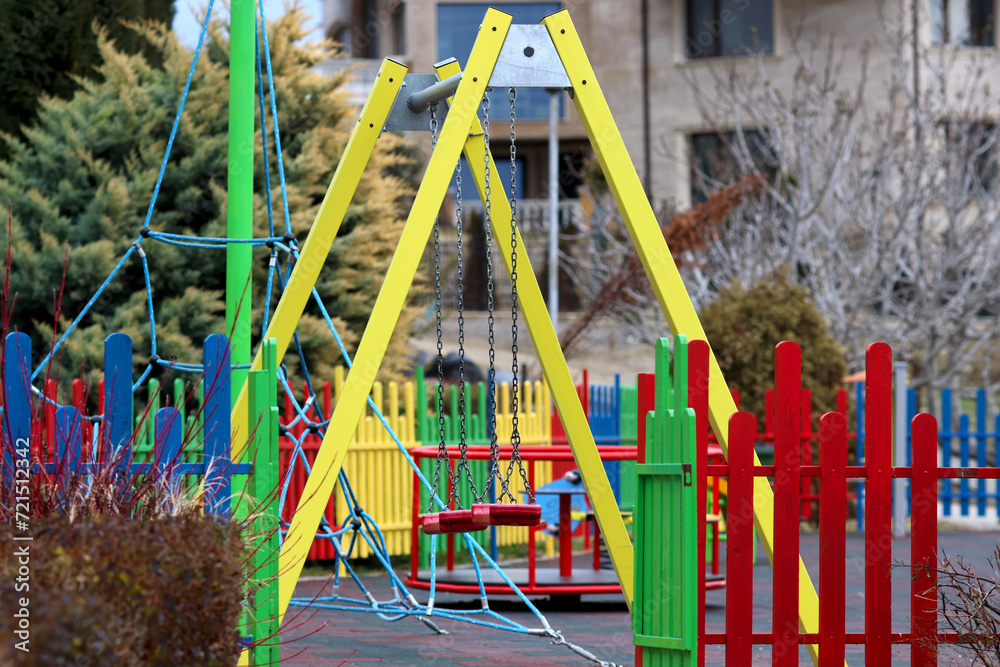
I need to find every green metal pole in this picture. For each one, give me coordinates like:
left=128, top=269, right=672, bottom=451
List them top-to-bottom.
left=227, top=0, right=255, bottom=407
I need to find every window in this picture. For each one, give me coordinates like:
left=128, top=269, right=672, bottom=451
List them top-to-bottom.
left=353, top=0, right=381, bottom=58
left=686, top=0, right=775, bottom=59
left=931, top=0, right=995, bottom=47
left=391, top=2, right=406, bottom=55
left=436, top=3, right=562, bottom=120
left=335, top=25, right=353, bottom=56
left=689, top=129, right=772, bottom=203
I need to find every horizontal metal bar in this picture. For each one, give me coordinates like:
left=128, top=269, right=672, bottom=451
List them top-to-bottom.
left=407, top=73, right=462, bottom=113
left=704, top=464, right=1000, bottom=480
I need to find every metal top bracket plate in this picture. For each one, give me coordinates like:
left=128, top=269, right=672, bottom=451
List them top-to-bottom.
left=489, top=24, right=571, bottom=89
left=382, top=25, right=571, bottom=133
left=384, top=73, right=450, bottom=132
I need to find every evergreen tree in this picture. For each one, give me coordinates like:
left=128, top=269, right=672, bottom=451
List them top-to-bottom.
left=0, top=0, right=176, bottom=159
left=1, top=6, right=422, bottom=401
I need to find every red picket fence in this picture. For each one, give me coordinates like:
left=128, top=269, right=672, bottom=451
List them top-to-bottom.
left=685, top=341, right=1000, bottom=665
left=278, top=381, right=338, bottom=560
left=706, top=385, right=859, bottom=522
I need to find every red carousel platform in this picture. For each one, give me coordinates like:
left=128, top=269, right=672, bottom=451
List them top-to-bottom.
left=405, top=444, right=727, bottom=596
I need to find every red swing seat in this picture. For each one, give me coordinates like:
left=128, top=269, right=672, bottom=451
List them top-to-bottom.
left=471, top=503, right=542, bottom=527
left=419, top=509, right=487, bottom=535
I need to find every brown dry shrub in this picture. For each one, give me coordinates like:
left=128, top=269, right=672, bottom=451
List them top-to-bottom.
left=0, top=514, right=245, bottom=666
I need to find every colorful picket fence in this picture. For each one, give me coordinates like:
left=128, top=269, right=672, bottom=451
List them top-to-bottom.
left=1, top=332, right=280, bottom=666
left=1, top=332, right=246, bottom=515
left=634, top=337, right=1000, bottom=664
left=275, top=353, right=1000, bottom=564
left=274, top=365, right=640, bottom=563
left=275, top=365, right=651, bottom=562
left=277, top=366, right=555, bottom=562
left=277, top=366, right=420, bottom=560
left=413, top=367, right=553, bottom=565
left=551, top=369, right=636, bottom=506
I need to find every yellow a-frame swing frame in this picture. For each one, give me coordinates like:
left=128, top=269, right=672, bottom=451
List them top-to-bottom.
left=231, top=8, right=829, bottom=662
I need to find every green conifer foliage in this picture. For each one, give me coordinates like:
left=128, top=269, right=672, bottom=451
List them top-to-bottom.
left=0, top=0, right=177, bottom=159
left=1, top=7, right=421, bottom=400
left=699, top=269, right=848, bottom=424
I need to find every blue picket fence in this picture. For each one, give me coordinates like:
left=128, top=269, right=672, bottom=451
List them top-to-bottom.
left=1, top=332, right=250, bottom=518
left=589, top=375, right=622, bottom=500
left=854, top=382, right=999, bottom=526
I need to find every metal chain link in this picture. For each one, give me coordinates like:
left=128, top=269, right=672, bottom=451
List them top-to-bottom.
left=501, top=87, right=533, bottom=504
left=477, top=91, right=501, bottom=504
left=428, top=104, right=451, bottom=512
left=450, top=150, right=478, bottom=507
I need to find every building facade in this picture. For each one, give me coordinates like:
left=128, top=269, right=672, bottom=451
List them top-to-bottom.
left=319, top=0, right=1000, bottom=207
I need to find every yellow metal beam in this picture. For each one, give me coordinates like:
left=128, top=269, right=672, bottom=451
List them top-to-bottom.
left=276, top=9, right=513, bottom=625
left=542, top=10, right=826, bottom=664
left=228, top=58, right=407, bottom=463
left=434, top=59, right=634, bottom=609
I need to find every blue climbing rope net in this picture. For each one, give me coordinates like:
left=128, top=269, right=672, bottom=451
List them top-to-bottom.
left=23, top=2, right=619, bottom=665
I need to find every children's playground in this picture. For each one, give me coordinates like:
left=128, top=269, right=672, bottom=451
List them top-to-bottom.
left=5, top=3, right=1000, bottom=667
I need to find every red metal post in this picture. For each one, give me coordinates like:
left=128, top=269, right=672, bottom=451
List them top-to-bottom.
left=773, top=342, right=802, bottom=666
left=864, top=343, right=893, bottom=666
left=43, top=378, right=57, bottom=460
left=72, top=379, right=89, bottom=459
left=323, top=381, right=335, bottom=560
left=836, top=388, right=847, bottom=417
left=726, top=412, right=756, bottom=666
left=819, top=412, right=846, bottom=666
left=910, top=413, right=938, bottom=667
left=411, top=458, right=421, bottom=581
left=446, top=460, right=455, bottom=571
left=529, top=462, right=537, bottom=589
left=712, top=475, right=720, bottom=576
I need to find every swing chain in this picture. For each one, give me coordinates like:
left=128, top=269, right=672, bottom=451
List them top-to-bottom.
left=503, top=87, right=533, bottom=504
left=479, top=91, right=500, bottom=504
left=468, top=92, right=500, bottom=503
left=429, top=103, right=450, bottom=512
left=450, top=145, right=479, bottom=507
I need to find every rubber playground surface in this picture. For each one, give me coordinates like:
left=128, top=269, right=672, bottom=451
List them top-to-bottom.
left=280, top=529, right=999, bottom=666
